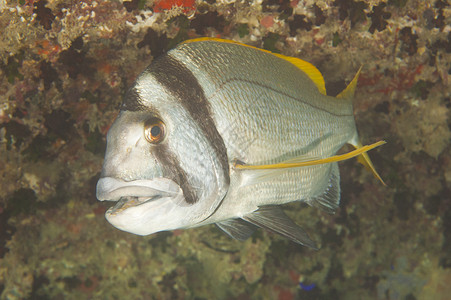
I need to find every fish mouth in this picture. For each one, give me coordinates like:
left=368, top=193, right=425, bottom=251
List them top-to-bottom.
left=96, top=177, right=182, bottom=213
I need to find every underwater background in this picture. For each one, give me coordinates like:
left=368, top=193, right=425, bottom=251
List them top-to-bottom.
left=0, top=0, right=450, bottom=299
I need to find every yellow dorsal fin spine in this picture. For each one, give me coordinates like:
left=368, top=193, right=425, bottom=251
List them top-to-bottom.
left=181, top=37, right=327, bottom=95
left=337, top=66, right=362, bottom=99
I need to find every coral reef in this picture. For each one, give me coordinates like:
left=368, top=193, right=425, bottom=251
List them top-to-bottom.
left=0, top=0, right=450, bottom=299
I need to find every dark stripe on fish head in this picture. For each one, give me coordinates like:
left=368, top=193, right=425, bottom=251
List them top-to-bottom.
left=148, top=55, right=230, bottom=198
left=120, top=77, right=199, bottom=204
left=122, top=87, right=147, bottom=111
left=152, top=144, right=198, bottom=204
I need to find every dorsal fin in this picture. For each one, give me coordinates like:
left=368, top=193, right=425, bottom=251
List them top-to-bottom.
left=181, top=37, right=327, bottom=95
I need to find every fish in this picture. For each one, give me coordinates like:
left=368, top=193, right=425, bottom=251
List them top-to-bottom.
left=96, top=38, right=384, bottom=248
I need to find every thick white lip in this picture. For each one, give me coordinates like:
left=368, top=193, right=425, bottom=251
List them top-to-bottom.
left=96, top=177, right=181, bottom=202
left=96, top=177, right=187, bottom=235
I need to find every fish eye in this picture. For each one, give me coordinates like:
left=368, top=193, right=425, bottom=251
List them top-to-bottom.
left=144, top=118, right=165, bottom=144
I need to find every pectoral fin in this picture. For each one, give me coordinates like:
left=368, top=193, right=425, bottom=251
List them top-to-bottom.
left=242, top=206, right=318, bottom=249
left=216, top=219, right=257, bottom=241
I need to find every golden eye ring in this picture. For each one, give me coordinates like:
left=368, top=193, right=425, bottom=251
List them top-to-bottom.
left=144, top=118, right=165, bottom=144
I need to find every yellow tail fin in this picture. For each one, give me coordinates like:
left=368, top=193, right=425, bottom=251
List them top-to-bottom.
left=337, top=66, right=362, bottom=99
left=339, top=66, right=385, bottom=185
left=353, top=142, right=386, bottom=185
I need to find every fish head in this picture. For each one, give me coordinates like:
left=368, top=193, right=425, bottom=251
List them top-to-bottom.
left=96, top=71, right=229, bottom=236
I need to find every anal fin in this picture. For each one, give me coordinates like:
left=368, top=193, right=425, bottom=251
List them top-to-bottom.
left=307, top=162, right=340, bottom=214
left=242, top=206, right=318, bottom=249
left=216, top=219, right=257, bottom=241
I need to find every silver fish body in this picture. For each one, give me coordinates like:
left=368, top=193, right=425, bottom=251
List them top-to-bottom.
left=96, top=39, right=365, bottom=247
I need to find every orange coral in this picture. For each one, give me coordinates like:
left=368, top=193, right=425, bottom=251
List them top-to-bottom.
left=153, top=0, right=196, bottom=13
left=36, top=40, right=62, bottom=61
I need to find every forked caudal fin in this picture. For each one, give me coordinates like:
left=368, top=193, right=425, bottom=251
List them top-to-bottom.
left=336, top=66, right=361, bottom=100
left=337, top=67, right=386, bottom=186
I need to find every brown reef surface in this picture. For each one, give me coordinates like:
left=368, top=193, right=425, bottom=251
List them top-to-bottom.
left=0, top=0, right=450, bottom=299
